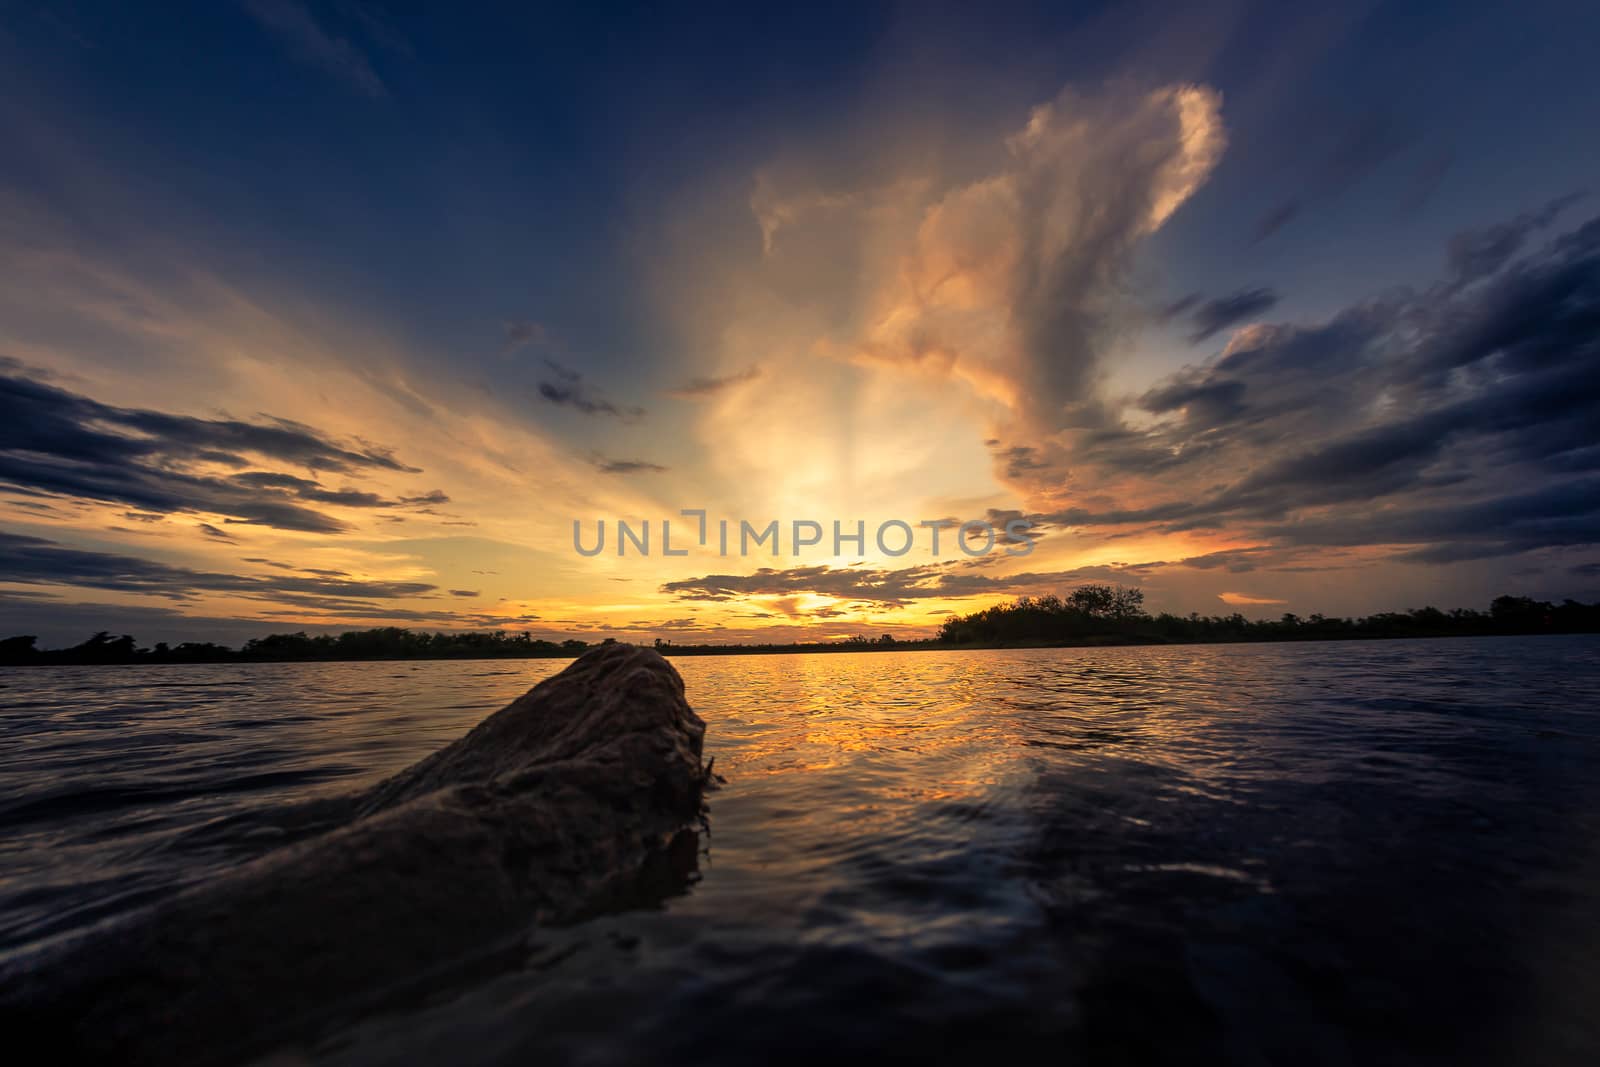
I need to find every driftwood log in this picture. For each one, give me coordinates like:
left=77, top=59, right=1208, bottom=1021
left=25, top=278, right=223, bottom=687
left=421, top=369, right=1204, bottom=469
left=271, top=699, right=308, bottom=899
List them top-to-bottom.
left=0, top=644, right=708, bottom=1064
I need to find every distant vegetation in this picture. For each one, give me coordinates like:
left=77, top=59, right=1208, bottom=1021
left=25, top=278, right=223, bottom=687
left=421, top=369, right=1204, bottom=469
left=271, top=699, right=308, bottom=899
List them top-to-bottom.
left=931, top=587, right=1600, bottom=646
left=1, top=588, right=1597, bottom=666
left=0, top=628, right=590, bottom=666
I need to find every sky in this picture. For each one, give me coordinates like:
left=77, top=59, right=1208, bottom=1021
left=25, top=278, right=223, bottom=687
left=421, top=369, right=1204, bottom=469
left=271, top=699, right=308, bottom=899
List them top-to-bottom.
left=1, top=0, right=1598, bottom=647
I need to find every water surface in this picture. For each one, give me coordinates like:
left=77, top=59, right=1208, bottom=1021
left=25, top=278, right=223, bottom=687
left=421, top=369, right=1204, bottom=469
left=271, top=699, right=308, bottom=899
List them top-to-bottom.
left=3, top=637, right=1599, bottom=1064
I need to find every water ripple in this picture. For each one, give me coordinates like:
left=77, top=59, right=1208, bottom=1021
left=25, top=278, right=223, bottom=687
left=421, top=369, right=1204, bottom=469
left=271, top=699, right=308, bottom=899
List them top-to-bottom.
left=3, top=637, right=1600, bottom=1062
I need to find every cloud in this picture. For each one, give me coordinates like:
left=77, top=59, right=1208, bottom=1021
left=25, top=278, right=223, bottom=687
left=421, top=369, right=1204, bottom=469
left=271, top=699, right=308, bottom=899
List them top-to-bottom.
left=243, top=0, right=387, bottom=97
left=339, top=1, right=412, bottom=57
left=660, top=81, right=1227, bottom=527
left=838, top=83, right=1225, bottom=440
left=1251, top=109, right=1419, bottom=244
left=1401, top=147, right=1454, bottom=214
left=1445, top=191, right=1584, bottom=285
left=1251, top=201, right=1302, bottom=246
left=1002, top=205, right=1600, bottom=569
left=1179, top=287, right=1281, bottom=343
left=1160, top=293, right=1201, bottom=320
left=501, top=319, right=548, bottom=354
left=536, top=360, right=645, bottom=419
left=667, top=366, right=762, bottom=399
left=0, top=368, right=442, bottom=532
left=3, top=370, right=417, bottom=473
left=994, top=444, right=1047, bottom=478
left=594, top=458, right=668, bottom=474
left=984, top=507, right=1046, bottom=544
left=197, top=523, right=237, bottom=544
left=0, top=531, right=437, bottom=601
left=1178, top=547, right=1272, bottom=572
left=661, top=559, right=1149, bottom=609
left=448, top=589, right=478, bottom=598
left=1218, top=592, right=1285, bottom=606
left=0, top=594, right=339, bottom=648
left=650, top=617, right=713, bottom=631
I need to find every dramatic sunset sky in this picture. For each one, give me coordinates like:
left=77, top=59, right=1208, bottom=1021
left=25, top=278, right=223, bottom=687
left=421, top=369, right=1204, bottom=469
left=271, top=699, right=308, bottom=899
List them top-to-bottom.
left=2, top=1, right=1598, bottom=646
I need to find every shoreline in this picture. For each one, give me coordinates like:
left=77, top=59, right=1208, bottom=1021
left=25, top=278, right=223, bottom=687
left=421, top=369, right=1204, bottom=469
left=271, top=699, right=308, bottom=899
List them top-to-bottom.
left=2, top=628, right=1597, bottom=668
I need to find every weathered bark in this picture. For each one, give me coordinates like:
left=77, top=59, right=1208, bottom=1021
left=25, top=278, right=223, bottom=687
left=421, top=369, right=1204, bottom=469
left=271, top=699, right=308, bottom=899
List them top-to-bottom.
left=0, top=644, right=708, bottom=1064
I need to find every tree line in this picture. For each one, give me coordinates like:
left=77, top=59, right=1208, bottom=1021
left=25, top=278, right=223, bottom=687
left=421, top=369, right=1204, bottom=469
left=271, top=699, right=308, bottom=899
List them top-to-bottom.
left=933, top=587, right=1600, bottom=646
left=0, top=588, right=1597, bottom=666
left=0, top=627, right=591, bottom=666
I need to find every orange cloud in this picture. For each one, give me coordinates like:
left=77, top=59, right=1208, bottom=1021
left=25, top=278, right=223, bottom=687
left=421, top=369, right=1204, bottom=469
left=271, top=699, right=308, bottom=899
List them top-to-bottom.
left=1218, top=592, right=1287, bottom=606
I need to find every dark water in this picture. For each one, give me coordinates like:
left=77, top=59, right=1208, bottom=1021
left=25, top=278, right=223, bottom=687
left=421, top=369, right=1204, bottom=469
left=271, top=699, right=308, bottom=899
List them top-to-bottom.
left=3, top=637, right=1600, bottom=1064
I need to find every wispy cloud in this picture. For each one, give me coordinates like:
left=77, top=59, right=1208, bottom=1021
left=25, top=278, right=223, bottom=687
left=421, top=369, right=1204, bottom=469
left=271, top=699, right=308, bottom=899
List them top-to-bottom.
left=243, top=0, right=387, bottom=98
left=818, top=83, right=1226, bottom=441
left=1251, top=109, right=1419, bottom=244
left=1445, top=190, right=1584, bottom=284
left=1174, top=287, right=1281, bottom=343
left=501, top=319, right=548, bottom=355
left=536, top=360, right=645, bottom=419
left=667, top=366, right=762, bottom=399
left=0, top=368, right=443, bottom=532
left=594, top=457, right=667, bottom=474
left=197, top=522, right=237, bottom=544
left=0, top=531, right=437, bottom=601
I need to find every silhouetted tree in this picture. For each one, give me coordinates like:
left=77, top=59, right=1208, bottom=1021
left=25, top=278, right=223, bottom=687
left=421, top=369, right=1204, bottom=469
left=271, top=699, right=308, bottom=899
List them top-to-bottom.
left=2, top=592, right=1597, bottom=664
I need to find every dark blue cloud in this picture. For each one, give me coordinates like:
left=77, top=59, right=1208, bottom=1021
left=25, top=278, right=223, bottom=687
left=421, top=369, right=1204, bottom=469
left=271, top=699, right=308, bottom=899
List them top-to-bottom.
left=1251, top=110, right=1420, bottom=245
left=1446, top=192, right=1585, bottom=284
left=1018, top=207, right=1600, bottom=566
left=1175, top=287, right=1281, bottom=343
left=536, top=361, right=645, bottom=420
left=0, top=367, right=444, bottom=532
left=0, top=532, right=437, bottom=600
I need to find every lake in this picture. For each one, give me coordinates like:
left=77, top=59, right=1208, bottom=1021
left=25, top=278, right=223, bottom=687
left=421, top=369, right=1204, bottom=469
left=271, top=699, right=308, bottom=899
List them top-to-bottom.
left=3, top=636, right=1600, bottom=1064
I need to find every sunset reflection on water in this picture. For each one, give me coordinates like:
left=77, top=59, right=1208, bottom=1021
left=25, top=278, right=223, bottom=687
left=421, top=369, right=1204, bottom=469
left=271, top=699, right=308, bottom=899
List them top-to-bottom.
left=3, top=637, right=1600, bottom=1063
